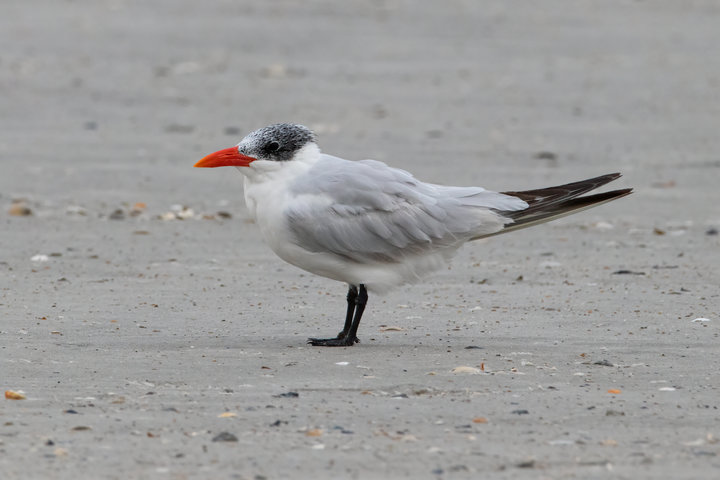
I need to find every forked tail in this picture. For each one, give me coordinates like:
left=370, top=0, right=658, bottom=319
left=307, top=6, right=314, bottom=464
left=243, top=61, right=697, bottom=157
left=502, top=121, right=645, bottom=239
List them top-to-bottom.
left=473, top=173, right=632, bottom=239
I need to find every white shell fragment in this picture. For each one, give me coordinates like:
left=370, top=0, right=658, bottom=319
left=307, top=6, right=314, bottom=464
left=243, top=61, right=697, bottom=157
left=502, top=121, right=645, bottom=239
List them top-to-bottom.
left=451, top=366, right=481, bottom=374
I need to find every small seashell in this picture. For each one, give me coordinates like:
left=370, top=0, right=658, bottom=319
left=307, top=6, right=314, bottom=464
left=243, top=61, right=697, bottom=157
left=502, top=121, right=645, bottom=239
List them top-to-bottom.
left=451, top=366, right=481, bottom=374
left=5, top=390, right=26, bottom=400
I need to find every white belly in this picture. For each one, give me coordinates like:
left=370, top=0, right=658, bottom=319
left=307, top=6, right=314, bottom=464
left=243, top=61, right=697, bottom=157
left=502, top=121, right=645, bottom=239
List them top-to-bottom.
left=245, top=177, right=353, bottom=282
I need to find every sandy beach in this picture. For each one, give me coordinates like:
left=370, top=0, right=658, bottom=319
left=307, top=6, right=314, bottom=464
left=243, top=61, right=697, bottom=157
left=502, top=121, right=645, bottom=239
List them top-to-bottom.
left=2, top=1, right=719, bottom=478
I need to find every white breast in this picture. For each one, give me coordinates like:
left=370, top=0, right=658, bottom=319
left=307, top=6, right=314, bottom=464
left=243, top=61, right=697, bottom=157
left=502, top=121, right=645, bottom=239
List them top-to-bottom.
left=241, top=144, right=335, bottom=271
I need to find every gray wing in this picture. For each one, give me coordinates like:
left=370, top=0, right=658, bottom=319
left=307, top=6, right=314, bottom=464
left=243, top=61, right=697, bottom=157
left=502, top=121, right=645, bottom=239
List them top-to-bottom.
left=285, top=155, right=527, bottom=263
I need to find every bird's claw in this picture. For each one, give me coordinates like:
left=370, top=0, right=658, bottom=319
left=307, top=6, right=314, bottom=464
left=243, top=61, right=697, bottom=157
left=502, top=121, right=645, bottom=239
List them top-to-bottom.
left=307, top=335, right=360, bottom=347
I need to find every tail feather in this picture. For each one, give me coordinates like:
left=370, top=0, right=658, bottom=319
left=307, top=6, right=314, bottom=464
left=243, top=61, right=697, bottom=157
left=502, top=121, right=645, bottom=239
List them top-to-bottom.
left=473, top=173, right=632, bottom=240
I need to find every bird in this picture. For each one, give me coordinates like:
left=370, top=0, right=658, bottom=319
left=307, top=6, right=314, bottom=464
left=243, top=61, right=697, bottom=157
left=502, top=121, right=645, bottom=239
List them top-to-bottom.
left=195, top=123, right=632, bottom=347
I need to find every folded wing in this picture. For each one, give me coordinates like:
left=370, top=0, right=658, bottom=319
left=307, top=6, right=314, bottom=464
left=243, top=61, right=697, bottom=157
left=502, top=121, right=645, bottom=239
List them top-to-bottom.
left=286, top=156, right=526, bottom=263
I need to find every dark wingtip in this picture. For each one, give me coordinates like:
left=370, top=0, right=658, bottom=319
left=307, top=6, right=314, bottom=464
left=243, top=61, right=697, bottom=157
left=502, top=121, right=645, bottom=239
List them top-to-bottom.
left=501, top=172, right=628, bottom=205
left=573, top=187, right=633, bottom=205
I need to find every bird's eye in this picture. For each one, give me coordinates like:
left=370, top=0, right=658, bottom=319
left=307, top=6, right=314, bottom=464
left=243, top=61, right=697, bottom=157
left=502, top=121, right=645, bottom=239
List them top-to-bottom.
left=266, top=141, right=280, bottom=153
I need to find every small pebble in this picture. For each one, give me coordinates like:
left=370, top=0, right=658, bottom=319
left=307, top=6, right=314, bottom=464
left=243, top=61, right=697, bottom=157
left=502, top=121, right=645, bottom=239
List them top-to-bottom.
left=534, top=151, right=557, bottom=160
left=8, top=203, right=32, bottom=216
left=612, top=270, right=645, bottom=275
left=273, top=392, right=299, bottom=398
left=332, top=426, right=354, bottom=434
left=212, top=432, right=238, bottom=442
left=449, top=465, right=469, bottom=472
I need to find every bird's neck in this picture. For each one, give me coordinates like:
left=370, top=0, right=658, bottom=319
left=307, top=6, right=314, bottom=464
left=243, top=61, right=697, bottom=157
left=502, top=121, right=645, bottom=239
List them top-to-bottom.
left=241, top=143, right=321, bottom=225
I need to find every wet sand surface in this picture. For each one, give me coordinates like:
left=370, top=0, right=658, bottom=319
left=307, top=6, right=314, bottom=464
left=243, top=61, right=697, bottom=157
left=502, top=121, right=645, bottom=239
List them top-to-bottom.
left=2, top=1, right=719, bottom=478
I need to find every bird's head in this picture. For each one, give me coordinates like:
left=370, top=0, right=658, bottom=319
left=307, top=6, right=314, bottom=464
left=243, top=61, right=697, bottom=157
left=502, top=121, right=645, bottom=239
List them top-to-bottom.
left=194, top=123, right=317, bottom=170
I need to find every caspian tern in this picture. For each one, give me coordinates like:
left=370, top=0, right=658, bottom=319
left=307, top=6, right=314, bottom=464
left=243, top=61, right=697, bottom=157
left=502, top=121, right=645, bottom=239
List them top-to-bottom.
left=195, top=123, right=631, bottom=347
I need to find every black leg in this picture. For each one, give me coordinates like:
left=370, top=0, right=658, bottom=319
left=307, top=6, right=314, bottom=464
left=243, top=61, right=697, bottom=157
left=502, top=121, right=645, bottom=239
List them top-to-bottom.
left=308, top=284, right=367, bottom=347
left=345, top=284, right=367, bottom=342
left=339, top=285, right=358, bottom=338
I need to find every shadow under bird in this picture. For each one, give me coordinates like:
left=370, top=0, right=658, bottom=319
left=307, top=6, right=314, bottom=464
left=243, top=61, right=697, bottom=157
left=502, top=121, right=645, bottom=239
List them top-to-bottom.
left=195, top=123, right=632, bottom=347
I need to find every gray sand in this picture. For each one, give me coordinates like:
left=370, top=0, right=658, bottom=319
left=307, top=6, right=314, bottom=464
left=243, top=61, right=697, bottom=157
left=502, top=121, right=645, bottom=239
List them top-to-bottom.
left=2, top=1, right=719, bottom=478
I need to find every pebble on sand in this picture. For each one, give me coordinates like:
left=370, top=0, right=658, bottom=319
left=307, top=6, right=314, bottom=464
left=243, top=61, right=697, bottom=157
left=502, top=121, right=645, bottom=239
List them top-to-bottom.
left=8, top=202, right=32, bottom=216
left=212, top=432, right=238, bottom=442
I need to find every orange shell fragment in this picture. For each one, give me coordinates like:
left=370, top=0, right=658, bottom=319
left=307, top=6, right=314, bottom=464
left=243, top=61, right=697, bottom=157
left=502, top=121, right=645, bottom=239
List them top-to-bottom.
left=5, top=390, right=26, bottom=400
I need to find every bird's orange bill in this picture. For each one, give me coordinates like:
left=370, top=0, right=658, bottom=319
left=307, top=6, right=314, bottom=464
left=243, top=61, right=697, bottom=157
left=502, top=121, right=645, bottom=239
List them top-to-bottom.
left=194, top=147, right=256, bottom=168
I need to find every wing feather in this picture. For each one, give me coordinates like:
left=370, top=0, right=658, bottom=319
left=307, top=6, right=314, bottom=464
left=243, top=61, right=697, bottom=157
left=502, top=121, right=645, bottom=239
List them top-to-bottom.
left=286, top=155, right=524, bottom=263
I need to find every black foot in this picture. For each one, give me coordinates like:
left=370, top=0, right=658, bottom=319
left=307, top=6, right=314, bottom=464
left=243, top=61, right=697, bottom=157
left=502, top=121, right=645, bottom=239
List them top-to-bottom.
left=308, top=284, right=367, bottom=347
left=307, top=335, right=360, bottom=347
